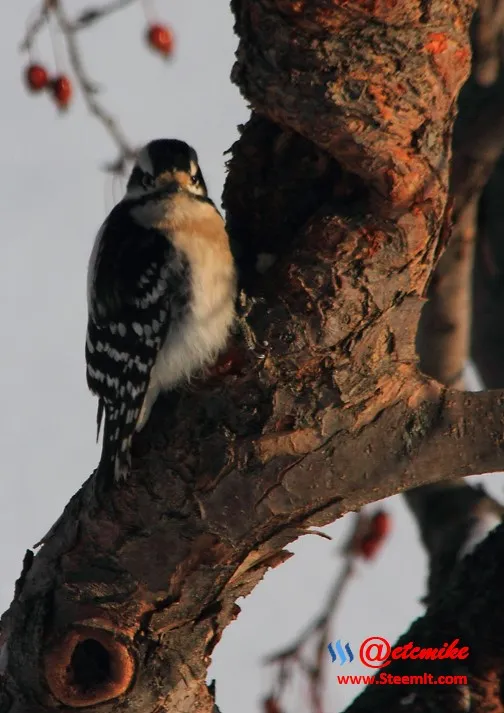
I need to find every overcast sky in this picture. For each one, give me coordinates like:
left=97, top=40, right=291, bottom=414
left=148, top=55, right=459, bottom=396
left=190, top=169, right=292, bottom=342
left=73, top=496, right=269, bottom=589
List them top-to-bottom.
left=1, top=3, right=502, bottom=711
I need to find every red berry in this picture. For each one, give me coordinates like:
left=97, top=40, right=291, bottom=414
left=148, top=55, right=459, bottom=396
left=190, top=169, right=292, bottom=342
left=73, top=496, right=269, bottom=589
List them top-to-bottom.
left=147, top=24, right=174, bottom=56
left=25, top=64, right=49, bottom=92
left=51, top=75, right=72, bottom=109
left=211, top=346, right=247, bottom=376
left=370, top=511, right=391, bottom=539
left=359, top=534, right=381, bottom=560
left=263, top=697, right=283, bottom=713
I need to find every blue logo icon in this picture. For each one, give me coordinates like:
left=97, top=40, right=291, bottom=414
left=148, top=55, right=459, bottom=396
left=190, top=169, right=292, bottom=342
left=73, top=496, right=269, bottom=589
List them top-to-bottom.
left=328, top=640, right=354, bottom=665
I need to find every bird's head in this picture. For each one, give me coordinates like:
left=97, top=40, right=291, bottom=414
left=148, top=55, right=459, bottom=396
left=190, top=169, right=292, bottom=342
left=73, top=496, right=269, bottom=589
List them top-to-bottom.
left=126, top=139, right=208, bottom=198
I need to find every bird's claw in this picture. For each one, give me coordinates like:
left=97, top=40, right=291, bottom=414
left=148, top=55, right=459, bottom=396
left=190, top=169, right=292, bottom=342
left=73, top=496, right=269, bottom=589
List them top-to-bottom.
left=236, top=290, right=267, bottom=357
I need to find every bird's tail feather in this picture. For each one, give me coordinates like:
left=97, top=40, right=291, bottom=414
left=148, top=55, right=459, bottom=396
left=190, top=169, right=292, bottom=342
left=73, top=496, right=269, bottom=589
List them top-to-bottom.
left=96, top=398, right=105, bottom=442
left=96, top=401, right=142, bottom=483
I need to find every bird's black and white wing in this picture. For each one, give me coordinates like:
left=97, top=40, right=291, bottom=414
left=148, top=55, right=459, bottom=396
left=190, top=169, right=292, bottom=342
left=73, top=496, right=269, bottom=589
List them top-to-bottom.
left=86, top=198, right=189, bottom=481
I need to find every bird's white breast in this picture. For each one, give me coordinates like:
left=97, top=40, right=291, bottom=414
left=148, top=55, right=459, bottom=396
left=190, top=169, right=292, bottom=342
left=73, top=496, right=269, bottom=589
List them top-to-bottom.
left=139, top=192, right=237, bottom=391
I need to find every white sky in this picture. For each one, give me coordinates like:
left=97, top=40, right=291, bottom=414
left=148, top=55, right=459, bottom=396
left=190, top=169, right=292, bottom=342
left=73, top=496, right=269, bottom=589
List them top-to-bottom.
left=1, top=3, right=502, bottom=712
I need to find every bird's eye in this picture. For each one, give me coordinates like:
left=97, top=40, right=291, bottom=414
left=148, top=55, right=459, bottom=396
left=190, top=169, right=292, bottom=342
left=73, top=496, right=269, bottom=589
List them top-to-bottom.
left=190, top=174, right=199, bottom=185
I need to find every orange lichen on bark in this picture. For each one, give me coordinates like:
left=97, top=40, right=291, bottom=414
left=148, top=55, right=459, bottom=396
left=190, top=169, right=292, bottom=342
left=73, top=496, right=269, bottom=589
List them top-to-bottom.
left=425, top=32, right=449, bottom=54
left=454, top=47, right=470, bottom=63
left=366, top=83, right=396, bottom=124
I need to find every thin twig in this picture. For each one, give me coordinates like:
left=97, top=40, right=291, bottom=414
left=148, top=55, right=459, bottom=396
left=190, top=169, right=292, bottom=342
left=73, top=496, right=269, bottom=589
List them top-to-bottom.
left=21, top=0, right=139, bottom=174
left=69, top=0, right=139, bottom=31
left=20, top=1, right=51, bottom=52
left=53, top=1, right=138, bottom=172
left=263, top=510, right=392, bottom=712
left=263, top=515, right=365, bottom=713
left=266, top=557, right=355, bottom=711
left=266, top=559, right=355, bottom=666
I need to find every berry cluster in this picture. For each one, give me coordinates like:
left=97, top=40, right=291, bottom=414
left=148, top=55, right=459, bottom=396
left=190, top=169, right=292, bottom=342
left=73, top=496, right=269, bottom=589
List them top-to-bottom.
left=23, top=22, right=174, bottom=111
left=24, top=64, right=72, bottom=110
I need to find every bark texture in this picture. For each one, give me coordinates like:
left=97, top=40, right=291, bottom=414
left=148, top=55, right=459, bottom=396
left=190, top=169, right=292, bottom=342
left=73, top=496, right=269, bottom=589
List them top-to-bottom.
left=4, top=2, right=504, bottom=713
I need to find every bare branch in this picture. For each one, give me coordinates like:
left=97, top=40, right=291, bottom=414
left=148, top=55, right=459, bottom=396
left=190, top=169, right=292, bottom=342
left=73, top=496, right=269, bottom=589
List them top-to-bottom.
left=51, top=0, right=137, bottom=172
left=69, top=0, right=139, bottom=31
left=19, top=1, right=51, bottom=52
left=20, top=1, right=143, bottom=173
left=4, top=372, right=504, bottom=710
left=264, top=511, right=391, bottom=712
left=264, top=541, right=356, bottom=707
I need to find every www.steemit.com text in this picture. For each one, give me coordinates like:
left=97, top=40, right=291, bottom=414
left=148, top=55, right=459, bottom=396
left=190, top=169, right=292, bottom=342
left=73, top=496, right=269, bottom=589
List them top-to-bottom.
left=337, top=673, right=468, bottom=685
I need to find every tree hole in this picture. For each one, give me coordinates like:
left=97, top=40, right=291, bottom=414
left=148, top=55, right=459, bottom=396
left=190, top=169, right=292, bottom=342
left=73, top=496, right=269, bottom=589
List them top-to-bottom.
left=69, top=638, right=111, bottom=690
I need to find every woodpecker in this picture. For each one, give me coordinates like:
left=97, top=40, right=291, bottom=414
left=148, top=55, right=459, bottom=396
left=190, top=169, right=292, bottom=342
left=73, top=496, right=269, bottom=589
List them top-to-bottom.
left=86, top=139, right=237, bottom=481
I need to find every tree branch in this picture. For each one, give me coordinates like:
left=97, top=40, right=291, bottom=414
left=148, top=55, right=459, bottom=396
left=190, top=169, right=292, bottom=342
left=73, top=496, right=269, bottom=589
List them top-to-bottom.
left=52, top=0, right=137, bottom=172
left=20, top=1, right=140, bottom=174
left=2, top=383, right=504, bottom=711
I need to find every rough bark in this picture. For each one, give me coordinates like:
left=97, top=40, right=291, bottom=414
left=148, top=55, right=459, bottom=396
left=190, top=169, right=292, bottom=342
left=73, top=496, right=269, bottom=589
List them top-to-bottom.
left=4, top=2, right=503, bottom=713
left=3, top=386, right=504, bottom=713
